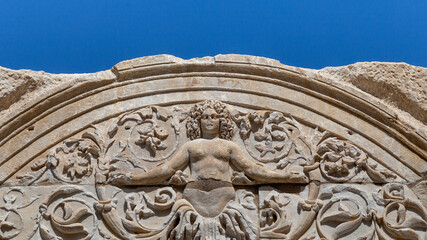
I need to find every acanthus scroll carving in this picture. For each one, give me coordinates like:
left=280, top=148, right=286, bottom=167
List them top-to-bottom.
left=8, top=100, right=422, bottom=240
left=100, top=100, right=308, bottom=239
left=315, top=184, right=427, bottom=240
left=26, top=186, right=98, bottom=240
left=121, top=187, right=177, bottom=234
left=0, top=188, right=39, bottom=240
left=259, top=190, right=292, bottom=238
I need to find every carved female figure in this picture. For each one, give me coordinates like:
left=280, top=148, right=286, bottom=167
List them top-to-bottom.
left=108, top=100, right=307, bottom=239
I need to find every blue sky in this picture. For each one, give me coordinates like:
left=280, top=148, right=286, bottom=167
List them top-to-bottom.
left=0, top=1, right=425, bottom=73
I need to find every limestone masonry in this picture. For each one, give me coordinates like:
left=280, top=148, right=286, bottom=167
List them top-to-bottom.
left=0, top=55, right=425, bottom=239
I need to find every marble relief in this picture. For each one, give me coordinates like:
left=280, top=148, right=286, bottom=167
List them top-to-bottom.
left=0, top=55, right=426, bottom=239
left=5, top=100, right=422, bottom=240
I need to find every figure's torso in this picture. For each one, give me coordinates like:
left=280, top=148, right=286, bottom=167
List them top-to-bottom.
left=187, top=138, right=233, bottom=182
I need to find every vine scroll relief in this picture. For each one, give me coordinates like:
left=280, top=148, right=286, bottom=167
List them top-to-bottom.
left=3, top=100, right=425, bottom=240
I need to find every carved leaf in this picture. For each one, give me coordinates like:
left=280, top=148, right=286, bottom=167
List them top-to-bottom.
left=155, top=107, right=170, bottom=121
left=138, top=108, right=153, bottom=119
left=267, top=112, right=285, bottom=124
left=119, top=113, right=141, bottom=125
left=238, top=120, right=251, bottom=139
left=107, top=122, right=118, bottom=138
left=138, top=125, right=152, bottom=135
left=82, top=130, right=102, bottom=149
left=270, top=130, right=287, bottom=141
left=254, top=132, right=268, bottom=141
left=273, top=142, right=285, bottom=151
left=255, top=143, right=275, bottom=157
left=325, top=152, right=341, bottom=162
left=46, top=154, right=59, bottom=168
left=31, top=158, right=47, bottom=171
left=276, top=159, right=289, bottom=169
left=362, top=160, right=397, bottom=183
left=16, top=170, right=44, bottom=184
left=338, top=201, right=350, bottom=212
left=62, top=202, right=72, bottom=220
left=51, top=203, right=91, bottom=236
left=58, top=203, right=91, bottom=225
left=396, top=204, right=406, bottom=225
left=140, top=207, right=155, bottom=217
left=321, top=211, right=359, bottom=223
left=332, top=216, right=362, bottom=240
left=399, top=216, right=427, bottom=229
left=121, top=218, right=152, bottom=234
left=51, top=221, right=89, bottom=236
left=40, top=226, right=62, bottom=240
left=386, top=227, right=424, bottom=240
left=98, top=228, right=112, bottom=239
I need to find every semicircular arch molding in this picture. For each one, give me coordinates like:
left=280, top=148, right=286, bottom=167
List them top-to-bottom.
left=1, top=55, right=425, bottom=185
left=1, top=55, right=427, bottom=240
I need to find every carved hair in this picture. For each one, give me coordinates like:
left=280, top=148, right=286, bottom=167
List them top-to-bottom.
left=186, top=100, right=234, bottom=140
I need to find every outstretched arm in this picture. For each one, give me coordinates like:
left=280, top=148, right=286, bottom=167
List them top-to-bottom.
left=230, top=144, right=308, bottom=183
left=108, top=146, right=189, bottom=185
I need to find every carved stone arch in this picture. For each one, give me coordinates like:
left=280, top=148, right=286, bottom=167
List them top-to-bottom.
left=0, top=54, right=426, bottom=239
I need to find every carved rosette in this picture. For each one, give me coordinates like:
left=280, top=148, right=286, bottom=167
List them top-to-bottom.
left=108, top=106, right=181, bottom=162
left=232, top=111, right=297, bottom=163
left=17, top=137, right=100, bottom=185
left=311, top=138, right=396, bottom=183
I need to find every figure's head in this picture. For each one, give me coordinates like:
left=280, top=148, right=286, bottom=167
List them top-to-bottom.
left=186, top=100, right=234, bottom=140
